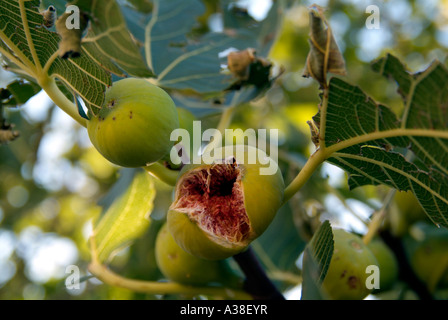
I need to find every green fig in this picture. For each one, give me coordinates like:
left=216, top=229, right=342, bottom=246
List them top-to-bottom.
left=87, top=78, right=179, bottom=168
left=167, top=145, right=284, bottom=260
left=390, top=191, right=427, bottom=236
left=155, top=223, right=242, bottom=287
left=321, top=229, right=378, bottom=300
left=408, top=230, right=448, bottom=292
left=367, top=238, right=399, bottom=292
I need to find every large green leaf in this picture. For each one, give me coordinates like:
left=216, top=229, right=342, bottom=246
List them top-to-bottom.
left=0, top=0, right=111, bottom=115
left=40, top=0, right=153, bottom=78
left=74, top=0, right=155, bottom=78
left=121, top=0, right=284, bottom=109
left=312, top=54, right=448, bottom=228
left=93, top=169, right=156, bottom=263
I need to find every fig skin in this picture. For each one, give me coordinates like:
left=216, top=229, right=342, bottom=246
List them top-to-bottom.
left=87, top=78, right=179, bottom=168
left=167, top=145, right=284, bottom=260
left=390, top=191, right=427, bottom=236
left=155, top=223, right=242, bottom=287
left=321, top=229, right=378, bottom=300
left=409, top=233, right=448, bottom=291
left=367, top=238, right=398, bottom=292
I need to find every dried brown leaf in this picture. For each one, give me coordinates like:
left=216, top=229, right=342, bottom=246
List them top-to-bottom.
left=302, top=5, right=346, bottom=87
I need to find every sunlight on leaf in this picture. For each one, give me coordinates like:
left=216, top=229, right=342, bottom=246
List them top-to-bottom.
left=0, top=0, right=111, bottom=116
left=93, top=169, right=156, bottom=263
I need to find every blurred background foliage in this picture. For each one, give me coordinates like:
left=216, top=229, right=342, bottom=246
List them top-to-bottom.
left=0, top=0, right=448, bottom=300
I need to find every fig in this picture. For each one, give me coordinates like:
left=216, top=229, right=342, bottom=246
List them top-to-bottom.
left=87, top=78, right=179, bottom=167
left=167, top=145, right=284, bottom=260
left=390, top=191, right=427, bottom=236
left=394, top=191, right=425, bottom=222
left=155, top=223, right=242, bottom=287
left=321, top=229, right=378, bottom=300
left=409, top=231, right=448, bottom=291
left=367, top=238, right=398, bottom=292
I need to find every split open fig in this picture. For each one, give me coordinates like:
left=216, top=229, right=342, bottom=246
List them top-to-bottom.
left=167, top=145, right=284, bottom=260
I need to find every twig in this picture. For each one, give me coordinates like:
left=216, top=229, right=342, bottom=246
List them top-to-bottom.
left=362, top=188, right=397, bottom=245
left=87, top=236, right=251, bottom=299
left=233, top=247, right=285, bottom=300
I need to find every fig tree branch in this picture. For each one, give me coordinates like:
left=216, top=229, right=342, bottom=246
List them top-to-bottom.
left=282, top=147, right=327, bottom=205
left=233, top=247, right=286, bottom=300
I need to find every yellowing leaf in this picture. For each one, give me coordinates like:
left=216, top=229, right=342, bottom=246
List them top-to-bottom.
left=93, top=169, right=155, bottom=263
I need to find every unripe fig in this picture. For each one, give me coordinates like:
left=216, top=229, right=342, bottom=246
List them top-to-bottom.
left=87, top=78, right=179, bottom=167
left=167, top=145, right=284, bottom=260
left=390, top=191, right=427, bottom=236
left=394, top=191, right=425, bottom=223
left=155, top=223, right=242, bottom=286
left=321, top=229, right=378, bottom=300
left=409, top=232, right=448, bottom=291
left=367, top=238, right=398, bottom=292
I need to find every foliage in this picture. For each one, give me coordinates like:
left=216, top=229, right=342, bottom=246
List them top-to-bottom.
left=1, top=0, right=448, bottom=300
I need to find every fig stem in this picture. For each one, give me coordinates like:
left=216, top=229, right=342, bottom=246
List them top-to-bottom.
left=38, top=76, right=88, bottom=128
left=283, top=148, right=326, bottom=205
left=144, top=161, right=179, bottom=186
left=87, top=236, right=251, bottom=299
left=233, top=247, right=286, bottom=300
left=87, top=262, right=252, bottom=299
left=89, top=263, right=251, bottom=300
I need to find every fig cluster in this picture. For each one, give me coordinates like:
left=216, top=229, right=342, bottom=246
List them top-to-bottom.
left=87, top=79, right=286, bottom=281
